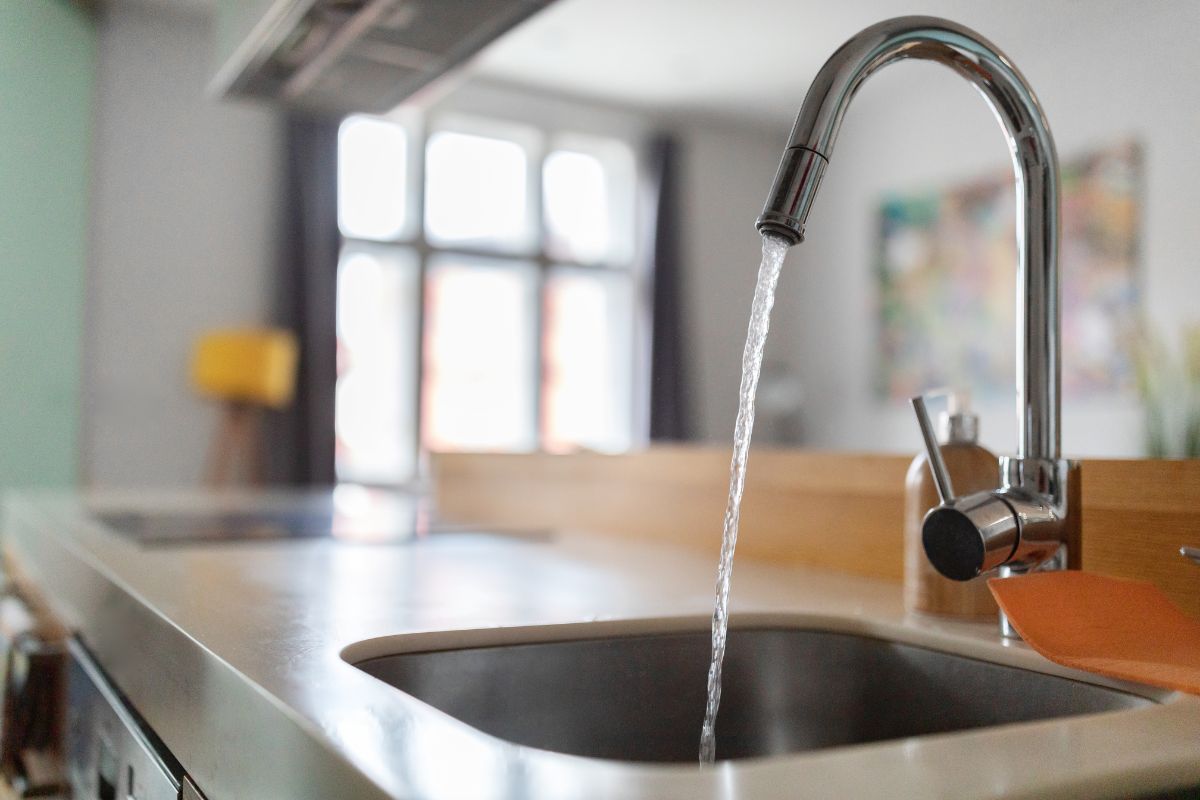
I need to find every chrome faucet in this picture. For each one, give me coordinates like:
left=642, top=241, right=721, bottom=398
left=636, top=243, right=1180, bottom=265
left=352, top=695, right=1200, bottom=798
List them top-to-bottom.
left=756, top=16, right=1077, bottom=635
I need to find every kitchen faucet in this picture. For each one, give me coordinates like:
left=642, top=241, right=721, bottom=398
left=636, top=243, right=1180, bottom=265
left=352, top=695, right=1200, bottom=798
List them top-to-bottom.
left=756, top=16, right=1077, bottom=636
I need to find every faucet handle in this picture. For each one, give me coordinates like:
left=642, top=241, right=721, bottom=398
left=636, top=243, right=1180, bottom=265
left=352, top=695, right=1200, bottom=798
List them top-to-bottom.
left=910, top=395, right=955, bottom=504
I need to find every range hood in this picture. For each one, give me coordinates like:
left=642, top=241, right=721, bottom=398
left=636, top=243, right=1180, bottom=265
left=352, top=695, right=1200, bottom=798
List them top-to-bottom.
left=210, top=0, right=553, bottom=115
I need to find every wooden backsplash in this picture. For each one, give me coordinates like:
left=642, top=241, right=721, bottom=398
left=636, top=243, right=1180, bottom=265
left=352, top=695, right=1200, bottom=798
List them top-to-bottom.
left=433, top=448, right=1200, bottom=618
left=1081, top=459, right=1200, bottom=620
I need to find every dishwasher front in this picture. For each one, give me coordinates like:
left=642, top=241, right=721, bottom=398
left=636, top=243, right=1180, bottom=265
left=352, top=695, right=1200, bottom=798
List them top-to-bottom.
left=66, top=638, right=191, bottom=800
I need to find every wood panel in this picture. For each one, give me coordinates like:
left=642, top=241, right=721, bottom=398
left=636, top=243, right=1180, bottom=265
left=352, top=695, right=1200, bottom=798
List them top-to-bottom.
left=434, top=447, right=911, bottom=580
left=436, top=449, right=1200, bottom=617
left=1081, top=459, right=1200, bottom=619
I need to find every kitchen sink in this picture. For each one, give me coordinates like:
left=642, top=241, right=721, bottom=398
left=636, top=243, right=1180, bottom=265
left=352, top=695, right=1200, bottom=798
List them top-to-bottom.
left=349, top=627, right=1151, bottom=763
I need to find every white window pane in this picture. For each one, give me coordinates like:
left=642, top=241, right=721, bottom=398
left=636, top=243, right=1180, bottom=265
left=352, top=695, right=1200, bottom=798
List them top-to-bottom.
left=338, top=116, right=409, bottom=241
left=424, top=131, right=532, bottom=252
left=544, top=137, right=636, bottom=265
left=544, top=151, right=609, bottom=263
left=335, top=244, right=419, bottom=483
left=423, top=255, right=537, bottom=451
left=543, top=268, right=634, bottom=453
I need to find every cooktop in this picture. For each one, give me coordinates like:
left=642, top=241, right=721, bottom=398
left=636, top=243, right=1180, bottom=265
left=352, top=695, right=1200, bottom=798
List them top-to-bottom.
left=92, top=487, right=546, bottom=546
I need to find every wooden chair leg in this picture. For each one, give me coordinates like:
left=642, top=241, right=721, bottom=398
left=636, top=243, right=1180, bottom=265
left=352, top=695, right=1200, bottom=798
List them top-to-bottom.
left=206, top=403, right=269, bottom=487
left=206, top=403, right=250, bottom=487
left=206, top=404, right=234, bottom=487
left=240, top=407, right=266, bottom=487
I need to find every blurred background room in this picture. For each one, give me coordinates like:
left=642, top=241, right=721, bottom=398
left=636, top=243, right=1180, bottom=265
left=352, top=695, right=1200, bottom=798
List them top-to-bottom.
left=3, top=0, right=1199, bottom=494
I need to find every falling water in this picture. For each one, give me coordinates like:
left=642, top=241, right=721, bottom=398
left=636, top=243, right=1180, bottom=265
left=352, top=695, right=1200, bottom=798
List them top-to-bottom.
left=699, top=233, right=790, bottom=765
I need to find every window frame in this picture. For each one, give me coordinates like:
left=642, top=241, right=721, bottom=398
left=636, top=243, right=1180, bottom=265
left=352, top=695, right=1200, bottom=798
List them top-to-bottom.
left=336, top=109, right=650, bottom=485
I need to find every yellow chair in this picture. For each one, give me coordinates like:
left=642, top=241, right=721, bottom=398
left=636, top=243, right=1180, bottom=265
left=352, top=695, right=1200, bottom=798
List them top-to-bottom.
left=191, top=329, right=299, bottom=486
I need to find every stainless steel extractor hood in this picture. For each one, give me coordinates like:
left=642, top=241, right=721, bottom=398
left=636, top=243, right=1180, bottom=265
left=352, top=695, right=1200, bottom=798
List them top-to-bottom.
left=210, top=0, right=554, bottom=115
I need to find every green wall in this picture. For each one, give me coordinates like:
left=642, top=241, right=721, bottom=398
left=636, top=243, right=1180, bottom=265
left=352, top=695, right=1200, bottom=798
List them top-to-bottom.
left=0, top=2, right=95, bottom=487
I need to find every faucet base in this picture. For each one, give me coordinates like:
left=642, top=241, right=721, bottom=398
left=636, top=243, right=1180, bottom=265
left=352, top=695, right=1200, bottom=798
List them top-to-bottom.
left=995, top=542, right=1068, bottom=639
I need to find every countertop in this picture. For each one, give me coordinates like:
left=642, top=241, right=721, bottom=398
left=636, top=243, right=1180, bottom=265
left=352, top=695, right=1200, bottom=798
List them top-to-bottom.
left=3, top=488, right=1200, bottom=800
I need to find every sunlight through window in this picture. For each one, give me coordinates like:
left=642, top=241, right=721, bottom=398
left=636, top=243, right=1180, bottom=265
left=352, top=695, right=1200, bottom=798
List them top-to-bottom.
left=335, top=112, right=642, bottom=483
left=338, top=116, right=409, bottom=241
left=425, top=131, right=532, bottom=251
left=544, top=150, right=610, bottom=263
left=335, top=246, right=419, bottom=483
left=422, top=256, right=538, bottom=452
left=543, top=268, right=634, bottom=453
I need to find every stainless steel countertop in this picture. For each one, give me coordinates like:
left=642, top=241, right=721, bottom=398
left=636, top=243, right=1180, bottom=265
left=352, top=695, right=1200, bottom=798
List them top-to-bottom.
left=4, top=488, right=1199, bottom=800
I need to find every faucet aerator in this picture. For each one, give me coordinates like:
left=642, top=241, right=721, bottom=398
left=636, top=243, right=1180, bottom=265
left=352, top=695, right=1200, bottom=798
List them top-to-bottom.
left=758, top=146, right=828, bottom=247
left=754, top=214, right=804, bottom=246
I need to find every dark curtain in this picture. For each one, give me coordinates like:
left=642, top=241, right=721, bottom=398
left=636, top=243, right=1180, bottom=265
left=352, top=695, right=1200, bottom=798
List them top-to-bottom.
left=266, top=113, right=341, bottom=485
left=647, top=134, right=690, bottom=441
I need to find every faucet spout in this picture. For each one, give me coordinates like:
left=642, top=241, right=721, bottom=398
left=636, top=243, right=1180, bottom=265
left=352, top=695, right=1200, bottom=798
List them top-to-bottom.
left=757, top=15, right=1061, bottom=463
left=759, top=18, right=1076, bottom=629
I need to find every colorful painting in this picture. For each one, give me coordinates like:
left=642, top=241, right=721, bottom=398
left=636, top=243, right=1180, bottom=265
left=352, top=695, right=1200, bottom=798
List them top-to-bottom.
left=876, top=141, right=1141, bottom=400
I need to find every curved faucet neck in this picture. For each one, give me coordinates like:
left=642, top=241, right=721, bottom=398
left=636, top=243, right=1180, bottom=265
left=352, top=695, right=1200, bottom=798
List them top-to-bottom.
left=757, top=16, right=1061, bottom=462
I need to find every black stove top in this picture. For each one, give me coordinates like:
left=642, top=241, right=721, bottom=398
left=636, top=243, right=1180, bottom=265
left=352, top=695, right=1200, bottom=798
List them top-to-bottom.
left=93, top=489, right=546, bottom=546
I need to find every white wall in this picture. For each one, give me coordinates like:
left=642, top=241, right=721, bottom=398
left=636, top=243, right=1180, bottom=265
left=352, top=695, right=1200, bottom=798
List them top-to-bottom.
left=84, top=2, right=282, bottom=487
left=695, top=5, right=1200, bottom=458
left=672, top=119, right=799, bottom=443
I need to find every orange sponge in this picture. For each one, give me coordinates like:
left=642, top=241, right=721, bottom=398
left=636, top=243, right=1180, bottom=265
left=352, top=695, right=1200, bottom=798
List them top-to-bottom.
left=989, top=571, right=1200, bottom=695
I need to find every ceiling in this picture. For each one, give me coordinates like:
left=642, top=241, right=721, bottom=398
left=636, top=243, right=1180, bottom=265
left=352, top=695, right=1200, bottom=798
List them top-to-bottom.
left=468, top=0, right=1129, bottom=123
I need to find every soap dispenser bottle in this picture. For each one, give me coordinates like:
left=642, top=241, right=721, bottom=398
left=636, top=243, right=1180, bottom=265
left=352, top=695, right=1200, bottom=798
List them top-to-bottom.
left=903, top=391, right=999, bottom=618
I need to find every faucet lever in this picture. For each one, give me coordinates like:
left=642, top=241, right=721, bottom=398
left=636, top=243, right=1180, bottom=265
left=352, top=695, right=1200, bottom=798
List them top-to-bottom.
left=910, top=395, right=955, bottom=504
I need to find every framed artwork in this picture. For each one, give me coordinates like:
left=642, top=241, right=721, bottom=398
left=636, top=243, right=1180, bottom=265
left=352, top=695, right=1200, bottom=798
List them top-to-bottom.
left=876, top=141, right=1141, bottom=401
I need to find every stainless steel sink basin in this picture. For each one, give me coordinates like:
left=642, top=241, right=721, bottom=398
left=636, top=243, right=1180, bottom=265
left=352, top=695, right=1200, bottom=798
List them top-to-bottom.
left=350, top=627, right=1151, bottom=763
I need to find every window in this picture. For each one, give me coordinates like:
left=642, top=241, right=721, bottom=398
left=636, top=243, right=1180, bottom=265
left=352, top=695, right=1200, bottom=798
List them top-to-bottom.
left=335, top=112, right=643, bottom=484
left=422, top=254, right=539, bottom=452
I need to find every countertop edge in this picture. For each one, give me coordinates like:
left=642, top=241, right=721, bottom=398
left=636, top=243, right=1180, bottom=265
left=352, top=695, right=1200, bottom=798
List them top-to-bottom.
left=1, top=494, right=396, bottom=800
